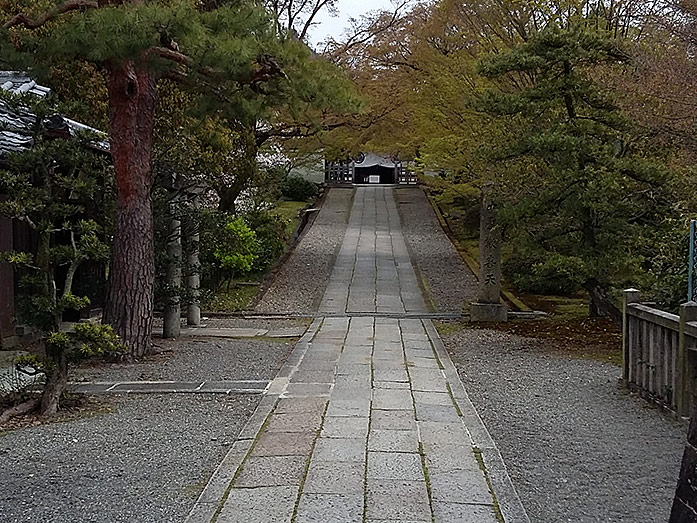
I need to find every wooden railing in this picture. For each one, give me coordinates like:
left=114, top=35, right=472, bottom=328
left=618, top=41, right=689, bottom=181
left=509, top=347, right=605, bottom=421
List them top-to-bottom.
left=325, top=161, right=353, bottom=184
left=398, top=166, right=417, bottom=184
left=622, top=289, right=697, bottom=416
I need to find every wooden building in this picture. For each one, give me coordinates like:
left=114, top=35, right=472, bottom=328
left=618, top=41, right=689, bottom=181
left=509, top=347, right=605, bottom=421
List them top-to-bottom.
left=0, top=72, right=108, bottom=347
left=325, top=152, right=417, bottom=185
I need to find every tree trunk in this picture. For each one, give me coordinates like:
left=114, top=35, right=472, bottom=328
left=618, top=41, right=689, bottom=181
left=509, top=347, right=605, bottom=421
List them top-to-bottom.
left=103, top=61, right=157, bottom=359
left=584, top=279, right=622, bottom=325
left=39, top=343, right=68, bottom=418
left=0, top=398, right=40, bottom=425
left=670, top=411, right=697, bottom=522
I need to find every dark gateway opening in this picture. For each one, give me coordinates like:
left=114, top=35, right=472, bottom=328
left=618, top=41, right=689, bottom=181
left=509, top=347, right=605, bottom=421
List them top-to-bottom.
left=354, top=165, right=396, bottom=184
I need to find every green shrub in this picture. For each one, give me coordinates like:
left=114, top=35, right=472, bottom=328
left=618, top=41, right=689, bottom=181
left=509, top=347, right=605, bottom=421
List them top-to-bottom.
left=281, top=175, right=318, bottom=202
left=245, top=209, right=288, bottom=272
left=214, top=217, right=259, bottom=282
left=505, top=251, right=588, bottom=296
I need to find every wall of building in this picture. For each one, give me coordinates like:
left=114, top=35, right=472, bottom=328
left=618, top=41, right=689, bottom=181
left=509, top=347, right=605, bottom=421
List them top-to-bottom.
left=0, top=215, right=14, bottom=342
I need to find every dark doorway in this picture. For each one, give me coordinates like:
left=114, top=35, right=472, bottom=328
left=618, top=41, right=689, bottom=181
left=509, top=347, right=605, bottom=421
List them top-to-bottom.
left=354, top=165, right=395, bottom=184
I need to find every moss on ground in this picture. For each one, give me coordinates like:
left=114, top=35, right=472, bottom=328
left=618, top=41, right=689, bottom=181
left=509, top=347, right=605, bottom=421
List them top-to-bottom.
left=202, top=285, right=259, bottom=312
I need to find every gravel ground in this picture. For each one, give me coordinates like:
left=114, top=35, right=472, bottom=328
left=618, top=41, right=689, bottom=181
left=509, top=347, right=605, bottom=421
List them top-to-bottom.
left=395, top=187, right=478, bottom=312
left=256, top=188, right=354, bottom=314
left=440, top=324, right=686, bottom=523
left=0, top=333, right=297, bottom=522
left=72, top=336, right=295, bottom=383
left=0, top=394, right=258, bottom=523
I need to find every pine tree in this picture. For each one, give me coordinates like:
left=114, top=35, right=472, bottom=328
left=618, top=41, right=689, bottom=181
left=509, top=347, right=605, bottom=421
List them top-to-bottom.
left=0, top=0, right=354, bottom=357
left=478, top=23, right=675, bottom=319
left=0, top=92, right=123, bottom=420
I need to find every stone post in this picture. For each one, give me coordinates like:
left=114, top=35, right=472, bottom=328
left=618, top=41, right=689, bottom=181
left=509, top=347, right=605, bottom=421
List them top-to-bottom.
left=470, top=182, right=508, bottom=322
left=163, top=187, right=182, bottom=339
left=186, top=195, right=201, bottom=327
left=621, top=289, right=640, bottom=384
left=677, top=301, right=697, bottom=417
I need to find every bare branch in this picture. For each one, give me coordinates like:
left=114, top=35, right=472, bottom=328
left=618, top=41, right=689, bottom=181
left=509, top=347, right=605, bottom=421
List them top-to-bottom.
left=4, top=0, right=98, bottom=30
left=299, top=0, right=332, bottom=40
left=324, top=1, right=408, bottom=62
left=148, top=46, right=193, bottom=67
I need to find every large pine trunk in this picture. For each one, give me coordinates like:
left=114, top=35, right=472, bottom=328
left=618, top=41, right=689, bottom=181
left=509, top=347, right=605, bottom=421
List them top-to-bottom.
left=103, top=61, right=157, bottom=358
left=584, top=279, right=622, bottom=325
left=670, top=413, right=697, bottom=522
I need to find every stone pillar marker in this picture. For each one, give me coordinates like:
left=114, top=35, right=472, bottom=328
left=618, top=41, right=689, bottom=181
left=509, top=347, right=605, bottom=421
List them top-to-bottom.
left=163, top=174, right=182, bottom=338
left=470, top=182, right=508, bottom=322
left=186, top=192, right=201, bottom=327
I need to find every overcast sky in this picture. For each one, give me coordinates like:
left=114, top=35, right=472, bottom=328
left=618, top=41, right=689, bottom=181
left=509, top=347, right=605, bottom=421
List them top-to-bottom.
left=307, top=0, right=401, bottom=46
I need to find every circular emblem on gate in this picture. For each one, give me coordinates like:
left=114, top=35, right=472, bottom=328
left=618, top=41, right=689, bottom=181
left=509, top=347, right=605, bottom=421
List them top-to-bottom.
left=355, top=152, right=365, bottom=164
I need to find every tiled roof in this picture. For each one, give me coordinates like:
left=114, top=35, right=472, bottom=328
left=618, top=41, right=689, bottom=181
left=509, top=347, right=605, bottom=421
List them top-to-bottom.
left=0, top=71, right=52, bottom=98
left=0, top=72, right=109, bottom=158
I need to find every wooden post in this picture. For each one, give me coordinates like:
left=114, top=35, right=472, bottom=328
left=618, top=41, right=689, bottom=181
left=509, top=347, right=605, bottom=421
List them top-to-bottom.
left=622, top=289, right=640, bottom=384
left=678, top=301, right=697, bottom=417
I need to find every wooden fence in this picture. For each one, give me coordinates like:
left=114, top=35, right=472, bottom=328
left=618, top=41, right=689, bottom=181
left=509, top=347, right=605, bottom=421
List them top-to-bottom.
left=622, top=289, right=697, bottom=416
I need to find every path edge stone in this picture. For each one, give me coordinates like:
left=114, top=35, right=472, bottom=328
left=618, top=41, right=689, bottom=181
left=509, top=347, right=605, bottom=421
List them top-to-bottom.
left=184, top=319, right=323, bottom=523
left=422, top=319, right=530, bottom=523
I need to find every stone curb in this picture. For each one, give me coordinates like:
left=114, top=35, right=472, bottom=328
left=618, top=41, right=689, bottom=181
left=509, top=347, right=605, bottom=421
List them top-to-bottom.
left=184, top=319, right=322, bottom=523
left=422, top=319, right=530, bottom=523
left=153, top=327, right=307, bottom=339
left=65, top=380, right=270, bottom=395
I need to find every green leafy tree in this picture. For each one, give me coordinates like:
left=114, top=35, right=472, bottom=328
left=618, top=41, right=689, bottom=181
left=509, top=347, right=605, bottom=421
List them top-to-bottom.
left=478, top=24, right=677, bottom=320
left=0, top=93, right=123, bottom=420
left=244, top=208, right=287, bottom=273
left=213, top=217, right=259, bottom=289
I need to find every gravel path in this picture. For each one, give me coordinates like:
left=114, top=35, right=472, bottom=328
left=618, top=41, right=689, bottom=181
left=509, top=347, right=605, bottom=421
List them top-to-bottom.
left=395, top=187, right=478, bottom=313
left=256, top=188, right=354, bottom=314
left=440, top=324, right=686, bottom=523
left=72, top=337, right=295, bottom=383
left=0, top=394, right=258, bottom=523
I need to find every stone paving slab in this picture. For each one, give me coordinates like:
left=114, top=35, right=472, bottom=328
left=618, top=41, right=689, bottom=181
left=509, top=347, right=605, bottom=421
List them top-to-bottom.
left=208, top=315, right=517, bottom=522
left=235, top=455, right=307, bottom=487
left=217, top=486, right=296, bottom=523
left=295, top=493, right=364, bottom=523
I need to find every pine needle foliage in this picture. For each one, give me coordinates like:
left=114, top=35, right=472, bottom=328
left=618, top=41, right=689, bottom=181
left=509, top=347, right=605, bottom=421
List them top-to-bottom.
left=477, top=24, right=679, bottom=312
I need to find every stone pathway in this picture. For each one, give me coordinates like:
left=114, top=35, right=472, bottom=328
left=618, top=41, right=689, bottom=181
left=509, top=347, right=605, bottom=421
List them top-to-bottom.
left=187, top=187, right=528, bottom=523
left=320, top=187, right=424, bottom=314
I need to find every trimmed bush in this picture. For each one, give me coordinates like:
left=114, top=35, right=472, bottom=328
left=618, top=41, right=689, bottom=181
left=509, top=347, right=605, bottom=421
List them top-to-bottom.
left=281, top=175, right=318, bottom=202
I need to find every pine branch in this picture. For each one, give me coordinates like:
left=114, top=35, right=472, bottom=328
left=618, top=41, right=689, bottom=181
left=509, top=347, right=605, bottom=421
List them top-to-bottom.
left=4, top=0, right=99, bottom=30
left=149, top=46, right=192, bottom=68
